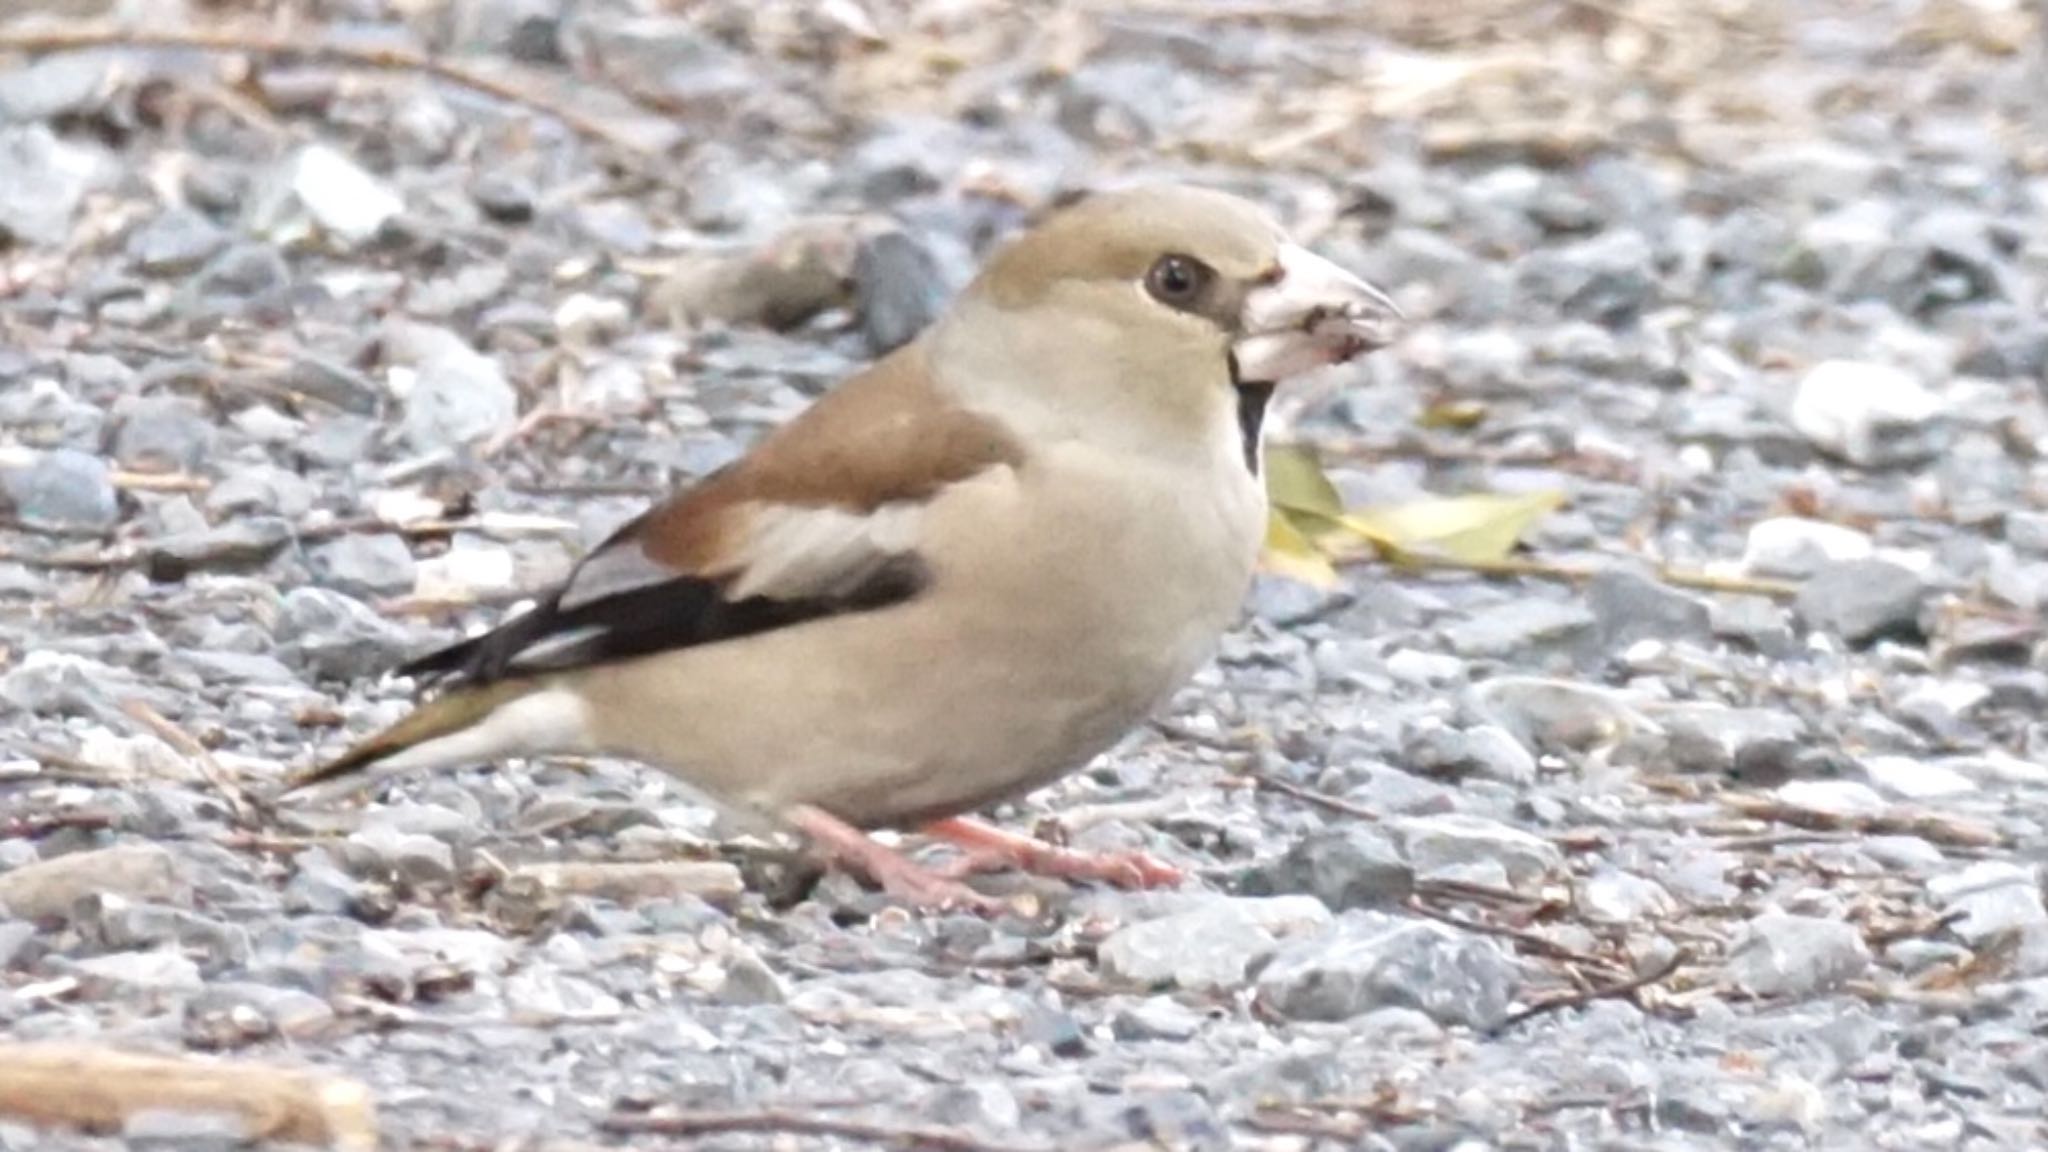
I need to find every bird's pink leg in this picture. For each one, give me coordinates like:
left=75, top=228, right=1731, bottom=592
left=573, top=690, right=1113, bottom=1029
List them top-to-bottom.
left=784, top=804, right=1002, bottom=913
left=920, top=816, right=1186, bottom=889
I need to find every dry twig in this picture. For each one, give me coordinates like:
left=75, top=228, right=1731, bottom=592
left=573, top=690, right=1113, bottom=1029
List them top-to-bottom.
left=0, top=24, right=655, bottom=163
left=119, top=697, right=261, bottom=826
left=1238, top=771, right=1382, bottom=822
left=1718, top=793, right=2005, bottom=849
left=1493, top=947, right=1691, bottom=1032
left=0, top=1044, right=375, bottom=1150
left=599, top=1108, right=1047, bottom=1152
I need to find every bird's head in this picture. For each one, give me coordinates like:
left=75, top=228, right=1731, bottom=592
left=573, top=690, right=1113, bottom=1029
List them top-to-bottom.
left=931, top=185, right=1403, bottom=470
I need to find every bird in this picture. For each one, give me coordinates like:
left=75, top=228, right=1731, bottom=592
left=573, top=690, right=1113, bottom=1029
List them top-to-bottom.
left=288, top=185, right=1404, bottom=911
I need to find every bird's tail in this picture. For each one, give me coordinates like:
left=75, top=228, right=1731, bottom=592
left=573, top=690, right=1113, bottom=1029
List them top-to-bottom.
left=284, top=679, right=584, bottom=797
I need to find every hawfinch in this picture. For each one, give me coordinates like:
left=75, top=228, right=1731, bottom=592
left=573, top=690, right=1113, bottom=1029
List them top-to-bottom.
left=292, top=185, right=1403, bottom=910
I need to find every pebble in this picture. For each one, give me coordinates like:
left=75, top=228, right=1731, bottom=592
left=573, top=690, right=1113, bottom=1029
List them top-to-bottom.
left=0, top=124, right=105, bottom=246
left=249, top=143, right=405, bottom=246
left=390, top=324, right=521, bottom=452
left=1790, top=359, right=1947, bottom=467
left=0, top=448, right=118, bottom=528
left=1742, top=517, right=1874, bottom=578
left=305, top=533, right=418, bottom=599
left=1793, top=558, right=1927, bottom=645
left=1586, top=568, right=1712, bottom=653
left=1442, top=600, right=1596, bottom=659
left=1394, top=814, right=1563, bottom=889
left=1240, top=826, right=1414, bottom=912
left=0, top=845, right=184, bottom=921
left=1927, top=862, right=2048, bottom=943
left=1579, top=867, right=1678, bottom=924
left=1097, top=895, right=1331, bottom=991
left=1255, top=912, right=1518, bottom=1030
left=1722, top=913, right=1871, bottom=997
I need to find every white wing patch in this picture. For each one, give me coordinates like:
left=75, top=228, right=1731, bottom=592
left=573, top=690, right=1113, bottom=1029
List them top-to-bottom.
left=722, top=501, right=924, bottom=600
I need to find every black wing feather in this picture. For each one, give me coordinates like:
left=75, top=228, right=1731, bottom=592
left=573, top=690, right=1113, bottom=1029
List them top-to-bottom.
left=399, top=555, right=930, bottom=690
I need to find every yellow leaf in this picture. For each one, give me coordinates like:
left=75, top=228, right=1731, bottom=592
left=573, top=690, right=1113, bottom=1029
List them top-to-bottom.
left=1416, top=399, right=1489, bottom=430
left=1263, top=444, right=1343, bottom=519
left=1341, top=490, right=1566, bottom=565
left=1259, top=509, right=1341, bottom=588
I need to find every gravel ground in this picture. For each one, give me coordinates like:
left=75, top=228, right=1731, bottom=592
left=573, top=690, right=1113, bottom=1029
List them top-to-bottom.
left=5, top=0, right=2048, bottom=1149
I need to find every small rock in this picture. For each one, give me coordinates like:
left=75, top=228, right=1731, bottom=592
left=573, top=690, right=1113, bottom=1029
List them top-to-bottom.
left=0, top=124, right=107, bottom=246
left=249, top=143, right=404, bottom=246
left=470, top=172, right=537, bottom=223
left=126, top=207, right=229, bottom=275
left=854, top=228, right=947, bottom=356
left=389, top=323, right=520, bottom=452
left=1791, top=359, right=1946, bottom=467
left=0, top=449, right=118, bottom=528
left=144, top=517, right=293, bottom=582
left=1741, top=517, right=1873, bottom=578
left=306, top=533, right=416, bottom=598
left=1794, top=559, right=1926, bottom=645
left=1587, top=569, right=1712, bottom=652
left=276, top=587, right=415, bottom=682
left=1710, top=595, right=1796, bottom=655
left=1443, top=600, right=1596, bottom=659
left=1468, top=676, right=1657, bottom=753
left=1401, top=719, right=1537, bottom=785
left=1858, top=755, right=1976, bottom=799
left=1775, top=779, right=1889, bottom=819
left=1394, top=814, right=1563, bottom=888
left=344, top=824, right=457, bottom=886
left=1240, top=826, right=1414, bottom=912
left=0, top=844, right=184, bottom=921
left=1928, top=862, right=2047, bottom=943
left=1579, top=867, right=1677, bottom=924
left=1098, top=895, right=1331, bottom=991
left=1255, top=912, right=1518, bottom=1030
left=1722, top=913, right=1870, bottom=997
left=70, top=947, right=205, bottom=992
left=504, top=968, right=624, bottom=1019
left=1111, top=997, right=1205, bottom=1041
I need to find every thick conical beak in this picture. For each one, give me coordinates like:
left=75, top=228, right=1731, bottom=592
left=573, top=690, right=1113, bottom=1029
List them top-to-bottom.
left=1231, top=243, right=1404, bottom=385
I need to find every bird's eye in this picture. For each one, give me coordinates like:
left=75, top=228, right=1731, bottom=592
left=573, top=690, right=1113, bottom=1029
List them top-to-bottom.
left=1145, top=254, right=1211, bottom=309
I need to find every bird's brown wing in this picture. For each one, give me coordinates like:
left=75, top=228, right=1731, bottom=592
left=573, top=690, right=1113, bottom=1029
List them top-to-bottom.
left=400, top=342, right=1023, bottom=689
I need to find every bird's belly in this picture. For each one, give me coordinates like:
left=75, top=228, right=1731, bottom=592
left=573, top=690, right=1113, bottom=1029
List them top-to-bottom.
left=580, top=451, right=1265, bottom=828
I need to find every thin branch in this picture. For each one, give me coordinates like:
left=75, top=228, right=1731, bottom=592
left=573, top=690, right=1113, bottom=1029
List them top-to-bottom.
left=0, top=24, right=656, bottom=163
left=1363, top=551, right=1802, bottom=600
left=118, top=698, right=261, bottom=826
left=1240, top=771, right=1381, bottom=822
left=1718, top=793, right=2005, bottom=849
left=1, top=809, right=117, bottom=840
left=1405, top=896, right=1619, bottom=971
left=1492, top=947, right=1690, bottom=1032
left=598, top=1109, right=1048, bottom=1152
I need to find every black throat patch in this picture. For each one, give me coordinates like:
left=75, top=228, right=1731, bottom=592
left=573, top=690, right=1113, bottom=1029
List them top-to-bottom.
left=1230, top=356, right=1275, bottom=475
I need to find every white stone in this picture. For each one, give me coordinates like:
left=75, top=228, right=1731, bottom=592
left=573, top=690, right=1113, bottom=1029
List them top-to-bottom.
left=284, top=144, right=403, bottom=244
left=1789, top=359, right=1945, bottom=467
left=1741, top=516, right=1873, bottom=578
left=1860, top=755, right=1977, bottom=800
left=1775, top=779, right=1888, bottom=818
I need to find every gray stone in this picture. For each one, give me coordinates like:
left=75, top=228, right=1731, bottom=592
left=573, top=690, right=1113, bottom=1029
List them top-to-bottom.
left=0, top=124, right=106, bottom=246
left=248, top=143, right=404, bottom=246
left=127, top=207, right=229, bottom=275
left=854, top=229, right=947, bottom=356
left=1516, top=229, right=1659, bottom=323
left=191, top=242, right=292, bottom=300
left=389, top=323, right=519, bottom=452
left=1790, top=359, right=1947, bottom=468
left=0, top=448, right=118, bottom=528
left=144, top=517, right=292, bottom=581
left=1741, top=517, right=1873, bottom=578
left=306, top=533, right=417, bottom=598
left=1794, top=559, right=1926, bottom=645
left=1587, top=569, right=1712, bottom=652
left=276, top=587, right=415, bottom=682
left=1710, top=595, right=1796, bottom=655
left=1443, top=600, right=1595, bottom=659
left=1467, top=676, right=1657, bottom=754
left=1400, top=720, right=1537, bottom=785
left=1394, top=814, right=1562, bottom=888
left=344, top=824, right=457, bottom=886
left=1242, top=826, right=1414, bottom=912
left=0, top=845, right=183, bottom=921
left=1927, top=861, right=2047, bottom=944
left=1579, top=868, right=1678, bottom=924
left=1097, top=895, right=1330, bottom=991
left=1255, top=912, right=1518, bottom=1030
left=1722, top=913, right=1870, bottom=997
left=70, top=947, right=205, bottom=992
left=1110, top=997, right=1205, bottom=1041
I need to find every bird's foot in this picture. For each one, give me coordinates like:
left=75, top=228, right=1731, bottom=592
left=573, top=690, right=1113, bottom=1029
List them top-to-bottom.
left=784, top=804, right=1003, bottom=914
left=921, top=816, right=1185, bottom=890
